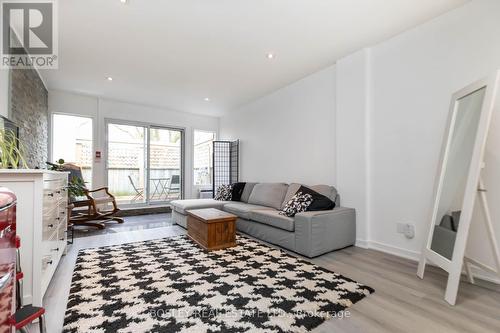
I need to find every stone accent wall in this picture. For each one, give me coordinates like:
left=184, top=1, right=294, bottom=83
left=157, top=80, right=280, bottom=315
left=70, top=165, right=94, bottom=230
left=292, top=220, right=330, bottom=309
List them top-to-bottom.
left=10, top=68, right=48, bottom=168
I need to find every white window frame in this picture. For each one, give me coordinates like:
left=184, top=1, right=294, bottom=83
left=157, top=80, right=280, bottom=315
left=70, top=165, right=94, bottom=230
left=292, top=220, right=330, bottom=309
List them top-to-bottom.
left=49, top=112, right=96, bottom=185
left=104, top=118, right=186, bottom=207
left=192, top=129, right=217, bottom=188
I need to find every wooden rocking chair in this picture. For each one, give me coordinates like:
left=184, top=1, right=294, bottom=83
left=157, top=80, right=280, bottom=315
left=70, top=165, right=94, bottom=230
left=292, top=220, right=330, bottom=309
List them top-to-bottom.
left=63, top=163, right=124, bottom=229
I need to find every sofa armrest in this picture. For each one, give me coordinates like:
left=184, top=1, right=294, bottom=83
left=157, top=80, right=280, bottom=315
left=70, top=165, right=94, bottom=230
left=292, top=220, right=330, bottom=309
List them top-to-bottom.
left=294, top=207, right=356, bottom=258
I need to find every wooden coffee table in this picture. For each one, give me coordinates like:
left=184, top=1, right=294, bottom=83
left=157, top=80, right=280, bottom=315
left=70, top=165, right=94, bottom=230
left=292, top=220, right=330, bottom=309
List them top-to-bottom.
left=186, top=208, right=238, bottom=251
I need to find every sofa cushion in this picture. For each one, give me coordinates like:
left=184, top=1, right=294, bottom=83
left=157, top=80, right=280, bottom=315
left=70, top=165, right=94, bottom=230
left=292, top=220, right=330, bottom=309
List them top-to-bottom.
left=231, top=182, right=246, bottom=201
left=240, top=182, right=257, bottom=203
left=248, top=183, right=288, bottom=209
left=281, top=183, right=338, bottom=209
left=281, top=183, right=302, bottom=209
left=214, top=184, right=233, bottom=201
left=296, top=185, right=335, bottom=211
left=310, top=185, right=338, bottom=201
left=280, top=192, right=313, bottom=217
left=171, top=199, right=229, bottom=215
left=223, top=202, right=274, bottom=220
left=251, top=210, right=295, bottom=232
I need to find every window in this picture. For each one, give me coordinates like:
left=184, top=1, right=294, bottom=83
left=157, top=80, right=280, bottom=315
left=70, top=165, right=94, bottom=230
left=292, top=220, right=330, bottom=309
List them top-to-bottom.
left=52, top=114, right=93, bottom=188
left=194, top=130, right=216, bottom=186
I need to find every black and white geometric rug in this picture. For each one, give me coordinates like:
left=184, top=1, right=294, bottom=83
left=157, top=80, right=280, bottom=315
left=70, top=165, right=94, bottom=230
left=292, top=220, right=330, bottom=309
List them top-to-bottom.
left=63, top=235, right=374, bottom=333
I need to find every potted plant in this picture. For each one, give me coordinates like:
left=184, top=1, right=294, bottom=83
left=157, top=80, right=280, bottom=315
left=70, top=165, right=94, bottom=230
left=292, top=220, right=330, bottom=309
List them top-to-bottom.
left=0, top=128, right=27, bottom=169
left=46, top=159, right=86, bottom=201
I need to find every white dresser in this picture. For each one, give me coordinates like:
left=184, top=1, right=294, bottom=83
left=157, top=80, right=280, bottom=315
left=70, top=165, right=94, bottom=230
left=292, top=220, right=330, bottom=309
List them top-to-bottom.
left=0, top=170, right=68, bottom=307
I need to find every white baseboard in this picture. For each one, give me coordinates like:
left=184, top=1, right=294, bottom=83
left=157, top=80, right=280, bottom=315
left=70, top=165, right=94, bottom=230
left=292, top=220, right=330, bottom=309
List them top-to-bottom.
left=356, top=238, right=500, bottom=285
left=354, top=239, right=369, bottom=249
left=366, top=240, right=421, bottom=261
left=470, top=267, right=500, bottom=285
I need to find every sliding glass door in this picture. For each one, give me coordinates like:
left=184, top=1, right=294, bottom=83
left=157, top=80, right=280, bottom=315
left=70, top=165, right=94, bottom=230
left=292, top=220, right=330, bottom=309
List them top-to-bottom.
left=106, top=121, right=183, bottom=206
left=107, top=123, right=148, bottom=205
left=148, top=127, right=182, bottom=203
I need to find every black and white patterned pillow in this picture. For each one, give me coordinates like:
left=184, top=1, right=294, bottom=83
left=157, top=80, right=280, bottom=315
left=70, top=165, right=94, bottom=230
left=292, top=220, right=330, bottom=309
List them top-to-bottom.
left=214, top=184, right=233, bottom=201
left=280, top=192, right=313, bottom=217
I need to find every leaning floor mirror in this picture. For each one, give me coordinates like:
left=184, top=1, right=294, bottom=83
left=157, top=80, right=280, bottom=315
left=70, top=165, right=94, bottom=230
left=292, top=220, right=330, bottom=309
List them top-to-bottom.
left=417, top=71, right=500, bottom=305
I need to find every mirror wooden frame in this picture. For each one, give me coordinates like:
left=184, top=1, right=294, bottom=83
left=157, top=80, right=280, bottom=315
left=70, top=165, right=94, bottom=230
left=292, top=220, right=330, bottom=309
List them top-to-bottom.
left=417, top=71, right=500, bottom=305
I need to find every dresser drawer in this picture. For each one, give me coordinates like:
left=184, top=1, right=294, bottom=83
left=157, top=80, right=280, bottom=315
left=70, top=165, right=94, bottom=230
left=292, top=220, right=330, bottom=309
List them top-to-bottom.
left=43, top=177, right=67, bottom=190
left=43, top=188, right=58, bottom=205
left=43, top=189, right=65, bottom=207
left=44, top=198, right=66, bottom=218
left=43, top=201, right=66, bottom=240
left=43, top=203, right=58, bottom=222
left=55, top=205, right=67, bottom=224
left=43, top=209, right=63, bottom=225
left=42, top=219, right=58, bottom=241
left=57, top=221, right=66, bottom=242
left=57, top=222, right=67, bottom=258
left=41, top=233, right=59, bottom=273
left=41, top=254, right=53, bottom=275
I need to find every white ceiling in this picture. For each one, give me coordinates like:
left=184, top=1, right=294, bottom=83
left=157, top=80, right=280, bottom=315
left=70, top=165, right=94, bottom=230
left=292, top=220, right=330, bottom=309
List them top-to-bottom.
left=41, top=0, right=468, bottom=117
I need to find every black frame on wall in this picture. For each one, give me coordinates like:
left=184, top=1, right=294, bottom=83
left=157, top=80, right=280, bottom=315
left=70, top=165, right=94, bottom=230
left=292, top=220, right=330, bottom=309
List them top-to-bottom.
left=0, top=116, right=19, bottom=140
left=212, top=140, right=239, bottom=196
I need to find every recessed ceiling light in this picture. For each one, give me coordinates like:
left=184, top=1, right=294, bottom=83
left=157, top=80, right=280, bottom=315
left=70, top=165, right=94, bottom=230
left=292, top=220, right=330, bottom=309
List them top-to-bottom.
left=120, top=0, right=128, bottom=4
left=266, top=53, right=275, bottom=59
left=106, top=76, right=113, bottom=81
left=204, top=97, right=210, bottom=102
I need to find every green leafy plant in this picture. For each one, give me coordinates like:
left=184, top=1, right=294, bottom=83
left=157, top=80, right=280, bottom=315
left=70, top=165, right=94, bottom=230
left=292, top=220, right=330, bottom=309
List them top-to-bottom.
left=0, top=129, right=27, bottom=169
left=46, top=159, right=87, bottom=199
left=67, top=175, right=86, bottom=198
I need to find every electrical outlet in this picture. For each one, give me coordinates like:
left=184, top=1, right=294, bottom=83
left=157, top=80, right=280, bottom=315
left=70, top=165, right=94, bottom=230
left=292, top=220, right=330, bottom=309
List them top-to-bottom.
left=397, top=222, right=415, bottom=239
left=404, top=224, right=415, bottom=239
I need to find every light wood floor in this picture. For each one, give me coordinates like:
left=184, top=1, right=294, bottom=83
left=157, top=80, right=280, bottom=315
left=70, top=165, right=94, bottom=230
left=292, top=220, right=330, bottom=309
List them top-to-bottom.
left=36, top=216, right=500, bottom=333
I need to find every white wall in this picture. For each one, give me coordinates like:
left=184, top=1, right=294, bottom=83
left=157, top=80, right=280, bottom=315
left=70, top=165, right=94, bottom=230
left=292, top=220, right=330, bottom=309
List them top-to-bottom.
left=218, top=0, right=500, bottom=282
left=337, top=0, right=500, bottom=281
left=336, top=49, right=371, bottom=243
left=220, top=65, right=336, bottom=185
left=0, top=69, right=8, bottom=118
left=48, top=90, right=219, bottom=199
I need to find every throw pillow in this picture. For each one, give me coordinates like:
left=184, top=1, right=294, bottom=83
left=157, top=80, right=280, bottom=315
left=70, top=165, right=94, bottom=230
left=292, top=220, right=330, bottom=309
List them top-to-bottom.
left=231, top=182, right=246, bottom=201
left=214, top=184, right=233, bottom=201
left=296, top=185, right=335, bottom=211
left=280, top=192, right=313, bottom=217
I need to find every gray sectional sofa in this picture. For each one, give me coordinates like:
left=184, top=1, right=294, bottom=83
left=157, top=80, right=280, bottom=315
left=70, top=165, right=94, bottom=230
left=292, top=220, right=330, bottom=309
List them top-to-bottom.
left=171, top=183, right=356, bottom=258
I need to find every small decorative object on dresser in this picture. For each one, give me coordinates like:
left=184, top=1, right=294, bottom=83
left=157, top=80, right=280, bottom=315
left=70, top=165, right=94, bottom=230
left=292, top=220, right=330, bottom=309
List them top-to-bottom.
left=0, top=170, right=69, bottom=307
left=186, top=208, right=237, bottom=251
